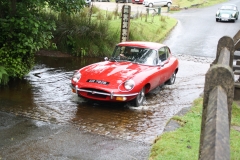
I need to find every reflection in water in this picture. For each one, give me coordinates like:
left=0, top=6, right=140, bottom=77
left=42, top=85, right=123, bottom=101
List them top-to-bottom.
left=0, top=56, right=208, bottom=143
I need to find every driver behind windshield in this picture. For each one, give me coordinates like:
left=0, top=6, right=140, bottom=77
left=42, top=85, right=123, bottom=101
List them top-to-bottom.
left=120, top=47, right=132, bottom=59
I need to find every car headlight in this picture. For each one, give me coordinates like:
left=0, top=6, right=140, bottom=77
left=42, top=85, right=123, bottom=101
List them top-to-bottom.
left=232, top=13, right=235, bottom=17
left=72, top=71, right=81, bottom=83
left=124, top=79, right=135, bottom=91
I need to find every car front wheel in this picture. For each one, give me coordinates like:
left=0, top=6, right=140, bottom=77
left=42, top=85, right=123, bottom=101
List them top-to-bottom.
left=167, top=2, right=171, bottom=7
left=149, top=3, right=153, bottom=7
left=133, top=87, right=145, bottom=107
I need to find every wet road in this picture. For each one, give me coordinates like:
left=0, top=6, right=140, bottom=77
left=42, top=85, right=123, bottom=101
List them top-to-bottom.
left=164, top=0, right=240, bottom=57
left=1, top=1, right=240, bottom=159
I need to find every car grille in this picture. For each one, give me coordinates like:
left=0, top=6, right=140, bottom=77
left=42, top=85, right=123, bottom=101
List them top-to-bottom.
left=221, top=14, right=230, bottom=18
left=79, top=88, right=111, bottom=99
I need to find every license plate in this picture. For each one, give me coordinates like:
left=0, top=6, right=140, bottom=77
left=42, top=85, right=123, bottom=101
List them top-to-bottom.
left=87, top=79, right=109, bottom=85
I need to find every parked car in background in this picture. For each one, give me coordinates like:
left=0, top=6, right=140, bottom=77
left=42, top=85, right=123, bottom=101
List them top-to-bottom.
left=85, top=0, right=92, bottom=7
left=96, top=0, right=110, bottom=2
left=116, top=0, right=132, bottom=3
left=132, top=0, right=144, bottom=4
left=143, top=0, right=172, bottom=8
left=216, top=4, right=239, bottom=22
left=70, top=41, right=179, bottom=107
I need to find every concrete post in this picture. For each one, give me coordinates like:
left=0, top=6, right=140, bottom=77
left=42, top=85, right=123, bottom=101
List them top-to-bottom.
left=212, top=36, right=234, bottom=68
left=200, top=86, right=230, bottom=160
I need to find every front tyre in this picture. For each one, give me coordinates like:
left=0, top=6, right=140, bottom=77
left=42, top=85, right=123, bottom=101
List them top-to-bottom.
left=167, top=2, right=171, bottom=7
left=149, top=3, right=153, bottom=8
left=132, top=87, right=145, bottom=107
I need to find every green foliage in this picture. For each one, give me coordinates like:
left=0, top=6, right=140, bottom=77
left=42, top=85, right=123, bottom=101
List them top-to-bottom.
left=0, top=0, right=85, bottom=85
left=44, top=0, right=86, bottom=14
left=53, top=9, right=119, bottom=57
left=0, top=12, right=56, bottom=77
left=0, top=66, right=9, bottom=85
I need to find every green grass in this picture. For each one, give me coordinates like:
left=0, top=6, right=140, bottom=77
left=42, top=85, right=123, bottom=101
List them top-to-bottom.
left=50, top=5, right=177, bottom=57
left=109, top=15, right=177, bottom=42
left=149, top=98, right=240, bottom=160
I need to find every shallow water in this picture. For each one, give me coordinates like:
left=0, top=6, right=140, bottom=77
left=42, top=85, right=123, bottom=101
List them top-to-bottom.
left=0, top=55, right=210, bottom=143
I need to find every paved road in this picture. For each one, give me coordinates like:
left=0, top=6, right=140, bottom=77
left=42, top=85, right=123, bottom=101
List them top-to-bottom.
left=164, top=0, right=240, bottom=58
left=0, top=112, right=150, bottom=160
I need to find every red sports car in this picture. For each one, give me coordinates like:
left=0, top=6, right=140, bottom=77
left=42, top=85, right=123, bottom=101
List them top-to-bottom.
left=70, top=41, right=179, bottom=107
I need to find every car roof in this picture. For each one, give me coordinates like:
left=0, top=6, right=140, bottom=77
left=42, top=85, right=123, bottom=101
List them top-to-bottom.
left=221, top=3, right=237, bottom=7
left=117, top=41, right=166, bottom=50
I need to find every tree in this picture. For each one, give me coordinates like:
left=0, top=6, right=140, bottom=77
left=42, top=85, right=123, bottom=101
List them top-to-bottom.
left=0, top=0, right=85, bottom=85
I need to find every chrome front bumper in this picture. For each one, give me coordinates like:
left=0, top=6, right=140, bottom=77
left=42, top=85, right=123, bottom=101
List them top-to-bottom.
left=71, top=84, right=139, bottom=99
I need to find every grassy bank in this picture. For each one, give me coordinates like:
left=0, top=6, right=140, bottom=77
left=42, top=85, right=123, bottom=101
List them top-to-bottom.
left=51, top=6, right=177, bottom=57
left=149, top=98, right=240, bottom=159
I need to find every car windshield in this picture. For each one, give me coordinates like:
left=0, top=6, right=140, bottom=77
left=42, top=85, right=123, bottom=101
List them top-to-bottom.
left=220, top=5, right=236, bottom=10
left=110, top=45, right=159, bottom=66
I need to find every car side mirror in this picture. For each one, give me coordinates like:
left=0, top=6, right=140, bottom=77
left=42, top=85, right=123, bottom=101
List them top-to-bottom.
left=104, top=57, right=108, bottom=61
left=157, top=60, right=164, bottom=67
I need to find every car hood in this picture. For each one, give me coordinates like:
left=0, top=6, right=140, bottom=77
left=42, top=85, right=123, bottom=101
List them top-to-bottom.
left=78, top=61, right=155, bottom=84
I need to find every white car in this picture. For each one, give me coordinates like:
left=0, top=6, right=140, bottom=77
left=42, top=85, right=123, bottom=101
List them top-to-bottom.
left=85, top=0, right=92, bottom=7
left=143, top=0, right=172, bottom=8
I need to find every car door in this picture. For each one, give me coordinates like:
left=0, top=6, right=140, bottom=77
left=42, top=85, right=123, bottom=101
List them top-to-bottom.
left=153, top=0, right=167, bottom=7
left=155, top=0, right=166, bottom=6
left=159, top=0, right=166, bottom=6
left=158, top=47, right=171, bottom=84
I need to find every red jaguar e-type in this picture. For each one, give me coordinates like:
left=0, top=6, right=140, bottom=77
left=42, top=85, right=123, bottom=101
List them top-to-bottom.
left=70, top=41, right=179, bottom=107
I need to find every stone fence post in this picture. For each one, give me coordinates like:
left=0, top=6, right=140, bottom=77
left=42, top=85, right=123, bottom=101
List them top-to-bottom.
left=233, top=30, right=240, bottom=51
left=199, top=36, right=234, bottom=160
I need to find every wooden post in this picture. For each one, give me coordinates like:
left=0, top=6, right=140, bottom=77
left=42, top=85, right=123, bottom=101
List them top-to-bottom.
left=120, top=5, right=131, bottom=42
left=233, top=30, right=240, bottom=51
left=233, top=30, right=240, bottom=44
left=212, top=36, right=234, bottom=68
left=199, top=42, right=234, bottom=159
left=199, top=65, right=234, bottom=159
left=200, top=86, right=230, bottom=160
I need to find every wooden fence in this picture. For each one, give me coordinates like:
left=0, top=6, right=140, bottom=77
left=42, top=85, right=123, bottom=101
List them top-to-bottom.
left=198, top=30, right=240, bottom=159
left=233, top=30, right=240, bottom=99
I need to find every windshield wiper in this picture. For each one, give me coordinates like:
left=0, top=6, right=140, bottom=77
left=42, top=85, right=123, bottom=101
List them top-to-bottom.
left=110, top=57, right=117, bottom=62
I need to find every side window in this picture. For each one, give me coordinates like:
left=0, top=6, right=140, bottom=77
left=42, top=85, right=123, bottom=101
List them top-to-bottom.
left=159, top=47, right=166, bottom=61
left=165, top=47, right=170, bottom=59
